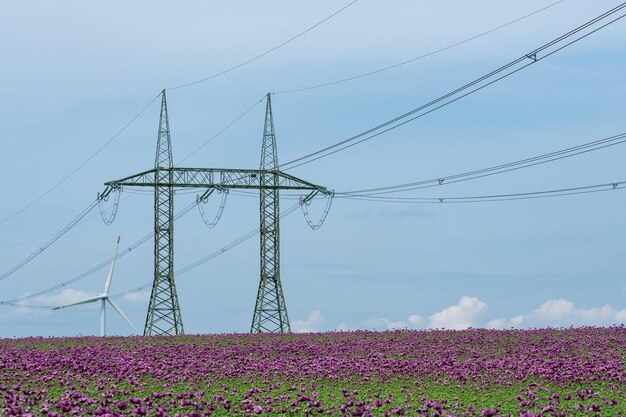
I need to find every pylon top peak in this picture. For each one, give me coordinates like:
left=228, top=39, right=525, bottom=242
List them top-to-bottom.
left=155, top=88, right=173, bottom=169
left=261, top=94, right=277, bottom=170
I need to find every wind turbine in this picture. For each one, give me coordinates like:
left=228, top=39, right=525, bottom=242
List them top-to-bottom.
left=53, top=236, right=138, bottom=336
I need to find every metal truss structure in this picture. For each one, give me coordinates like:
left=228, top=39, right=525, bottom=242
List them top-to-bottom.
left=149, top=90, right=182, bottom=336
left=102, top=91, right=329, bottom=335
left=251, top=94, right=289, bottom=333
left=105, top=167, right=324, bottom=191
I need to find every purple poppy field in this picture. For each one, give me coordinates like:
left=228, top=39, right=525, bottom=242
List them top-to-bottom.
left=1, top=327, right=625, bottom=416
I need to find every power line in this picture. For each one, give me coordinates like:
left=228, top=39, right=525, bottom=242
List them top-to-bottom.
left=1, top=0, right=340, bottom=228
left=273, top=0, right=567, bottom=95
left=167, top=1, right=359, bottom=91
left=279, top=3, right=626, bottom=170
left=0, top=93, right=161, bottom=228
left=0, top=94, right=264, bottom=249
left=0, top=95, right=284, bottom=303
left=176, top=97, right=264, bottom=165
left=337, top=132, right=626, bottom=196
left=4, top=176, right=623, bottom=310
left=6, top=176, right=623, bottom=310
left=339, top=180, right=626, bottom=204
left=0, top=193, right=142, bottom=250
left=0, top=200, right=100, bottom=282
left=0, top=201, right=198, bottom=306
left=2, top=202, right=302, bottom=309
left=112, top=202, right=302, bottom=301
left=176, top=202, right=300, bottom=275
left=0, top=212, right=101, bottom=249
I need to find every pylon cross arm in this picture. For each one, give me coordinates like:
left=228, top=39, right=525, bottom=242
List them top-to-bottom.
left=105, top=167, right=328, bottom=192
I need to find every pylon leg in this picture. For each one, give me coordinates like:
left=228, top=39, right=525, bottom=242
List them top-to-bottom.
left=251, top=179, right=290, bottom=333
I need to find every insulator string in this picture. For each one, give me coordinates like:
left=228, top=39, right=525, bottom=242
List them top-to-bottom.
left=197, top=189, right=229, bottom=228
left=301, top=192, right=334, bottom=230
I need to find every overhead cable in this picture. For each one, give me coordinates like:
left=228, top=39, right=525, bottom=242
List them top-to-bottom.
left=167, top=0, right=359, bottom=91
left=274, top=0, right=567, bottom=94
left=279, top=3, right=626, bottom=170
left=0, top=93, right=161, bottom=227
left=176, top=97, right=264, bottom=165
left=337, top=132, right=626, bottom=196
left=339, top=180, right=626, bottom=204
left=0, top=193, right=140, bottom=249
left=0, top=200, right=100, bottom=282
left=0, top=201, right=197, bottom=305
left=174, top=202, right=301, bottom=276
left=98, top=203, right=300, bottom=303
left=0, top=212, right=101, bottom=249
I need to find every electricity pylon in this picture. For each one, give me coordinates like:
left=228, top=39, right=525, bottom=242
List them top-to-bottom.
left=144, top=90, right=184, bottom=336
left=100, top=91, right=330, bottom=336
left=251, top=94, right=289, bottom=333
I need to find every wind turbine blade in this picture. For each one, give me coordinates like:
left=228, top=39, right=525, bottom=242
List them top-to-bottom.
left=103, top=236, right=121, bottom=295
left=52, top=295, right=105, bottom=309
left=107, top=298, right=139, bottom=334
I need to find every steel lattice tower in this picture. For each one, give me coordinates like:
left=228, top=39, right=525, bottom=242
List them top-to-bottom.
left=144, top=90, right=184, bottom=336
left=102, top=93, right=329, bottom=335
left=251, top=94, right=291, bottom=333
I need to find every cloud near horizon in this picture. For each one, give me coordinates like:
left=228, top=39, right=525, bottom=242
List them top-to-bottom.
left=1, top=289, right=146, bottom=321
left=428, top=296, right=488, bottom=330
left=297, top=297, right=626, bottom=333
left=488, top=299, right=626, bottom=329
left=292, top=310, right=324, bottom=333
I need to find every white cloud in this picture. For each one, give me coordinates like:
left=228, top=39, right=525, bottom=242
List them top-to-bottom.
left=0, top=289, right=98, bottom=323
left=3, top=289, right=96, bottom=317
left=39, top=289, right=95, bottom=308
left=293, top=296, right=626, bottom=334
left=428, top=296, right=488, bottom=330
left=300, top=298, right=626, bottom=333
left=534, top=299, right=575, bottom=321
left=489, top=300, right=626, bottom=328
left=2, top=304, right=47, bottom=318
left=292, top=310, right=324, bottom=333
left=338, top=313, right=422, bottom=332
left=408, top=314, right=423, bottom=327
left=487, top=314, right=525, bottom=329
left=364, top=317, right=407, bottom=330
left=363, top=318, right=387, bottom=329
left=486, top=318, right=506, bottom=329
left=386, top=320, right=407, bottom=330
left=335, top=322, right=357, bottom=332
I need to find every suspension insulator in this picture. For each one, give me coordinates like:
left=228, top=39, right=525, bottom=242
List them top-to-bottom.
left=98, top=186, right=121, bottom=226
left=197, top=188, right=228, bottom=228
left=300, top=191, right=334, bottom=230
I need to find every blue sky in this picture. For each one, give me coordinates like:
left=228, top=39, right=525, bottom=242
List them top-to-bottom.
left=1, top=0, right=625, bottom=337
